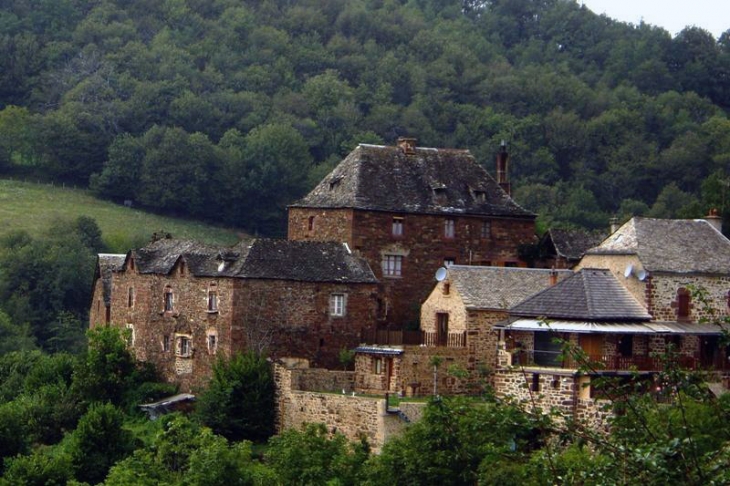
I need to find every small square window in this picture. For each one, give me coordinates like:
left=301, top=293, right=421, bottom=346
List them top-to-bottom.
left=392, top=217, right=404, bottom=237
left=444, top=219, right=455, bottom=238
left=481, top=221, right=491, bottom=239
left=382, top=255, right=403, bottom=277
left=330, top=294, right=346, bottom=316
left=374, top=358, right=384, bottom=374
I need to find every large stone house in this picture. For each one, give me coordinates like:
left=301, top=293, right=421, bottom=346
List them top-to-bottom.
left=288, top=138, right=536, bottom=328
left=90, top=237, right=378, bottom=390
left=354, top=265, right=571, bottom=396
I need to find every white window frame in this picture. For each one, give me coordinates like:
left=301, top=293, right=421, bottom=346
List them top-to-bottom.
left=382, top=255, right=403, bottom=277
left=330, top=294, right=346, bottom=317
left=125, top=323, right=135, bottom=347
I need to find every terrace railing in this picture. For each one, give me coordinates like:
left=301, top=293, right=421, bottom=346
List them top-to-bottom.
left=361, top=329, right=466, bottom=348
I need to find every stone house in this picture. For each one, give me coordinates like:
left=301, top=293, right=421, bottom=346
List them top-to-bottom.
left=288, top=138, right=536, bottom=328
left=494, top=216, right=730, bottom=423
left=535, top=228, right=605, bottom=269
left=90, top=237, right=378, bottom=390
left=354, top=265, right=571, bottom=396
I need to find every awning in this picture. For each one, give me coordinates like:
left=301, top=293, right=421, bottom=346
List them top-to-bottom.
left=496, top=319, right=730, bottom=335
left=354, top=346, right=404, bottom=356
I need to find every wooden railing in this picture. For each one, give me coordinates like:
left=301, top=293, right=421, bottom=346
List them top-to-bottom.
left=361, top=329, right=466, bottom=348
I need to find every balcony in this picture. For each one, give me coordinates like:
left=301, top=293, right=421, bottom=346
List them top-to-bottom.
left=361, top=329, right=466, bottom=348
left=512, top=350, right=728, bottom=372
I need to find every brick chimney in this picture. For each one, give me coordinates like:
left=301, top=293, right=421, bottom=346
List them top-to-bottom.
left=397, top=137, right=417, bottom=155
left=496, top=141, right=510, bottom=196
left=705, top=208, right=723, bottom=233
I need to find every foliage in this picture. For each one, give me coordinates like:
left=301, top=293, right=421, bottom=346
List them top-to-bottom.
left=0, top=0, right=728, bottom=235
left=338, top=347, right=356, bottom=371
left=195, top=351, right=275, bottom=442
left=366, top=396, right=548, bottom=485
left=65, top=402, right=136, bottom=484
left=266, top=423, right=369, bottom=486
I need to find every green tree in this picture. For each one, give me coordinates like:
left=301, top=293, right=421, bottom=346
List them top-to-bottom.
left=195, top=351, right=275, bottom=442
left=66, top=402, right=135, bottom=484
left=266, top=423, right=369, bottom=486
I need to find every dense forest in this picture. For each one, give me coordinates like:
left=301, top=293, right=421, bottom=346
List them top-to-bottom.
left=1, top=0, right=729, bottom=235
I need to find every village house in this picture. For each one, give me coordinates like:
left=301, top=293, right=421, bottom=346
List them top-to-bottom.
left=288, top=138, right=536, bottom=328
left=492, top=216, right=730, bottom=424
left=535, top=228, right=605, bottom=269
left=90, top=236, right=379, bottom=390
left=354, top=265, right=571, bottom=396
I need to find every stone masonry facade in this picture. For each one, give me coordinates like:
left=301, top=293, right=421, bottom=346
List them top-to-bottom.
left=290, top=207, right=535, bottom=327
left=92, top=257, right=379, bottom=391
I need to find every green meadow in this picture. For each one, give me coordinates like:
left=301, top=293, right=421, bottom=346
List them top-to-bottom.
left=0, top=178, right=241, bottom=252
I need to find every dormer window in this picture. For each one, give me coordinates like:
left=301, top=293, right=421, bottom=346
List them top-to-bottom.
left=329, top=176, right=343, bottom=190
left=473, top=190, right=486, bottom=202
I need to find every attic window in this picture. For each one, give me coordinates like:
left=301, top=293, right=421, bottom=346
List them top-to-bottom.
left=329, top=176, right=343, bottom=190
left=473, top=190, right=486, bottom=202
left=392, top=217, right=404, bottom=237
left=444, top=219, right=455, bottom=239
left=179, top=261, right=186, bottom=276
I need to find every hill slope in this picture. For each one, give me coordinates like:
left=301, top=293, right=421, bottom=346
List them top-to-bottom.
left=0, top=178, right=240, bottom=251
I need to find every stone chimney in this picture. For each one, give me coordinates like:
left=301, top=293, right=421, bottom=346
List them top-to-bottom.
left=397, top=137, right=417, bottom=155
left=496, top=140, right=510, bottom=196
left=705, top=208, right=723, bottom=233
left=609, top=217, right=619, bottom=234
left=549, top=267, right=558, bottom=286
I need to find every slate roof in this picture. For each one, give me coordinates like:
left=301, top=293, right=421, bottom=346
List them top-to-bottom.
left=290, top=143, right=534, bottom=218
left=585, top=217, right=730, bottom=274
left=541, top=229, right=605, bottom=261
left=128, top=238, right=377, bottom=283
left=97, top=253, right=126, bottom=305
left=446, top=265, right=572, bottom=310
left=510, top=268, right=651, bottom=321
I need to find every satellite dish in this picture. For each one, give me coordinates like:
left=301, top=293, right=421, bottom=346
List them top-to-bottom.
left=624, top=264, right=633, bottom=278
left=435, top=267, right=448, bottom=282
left=637, top=269, right=647, bottom=281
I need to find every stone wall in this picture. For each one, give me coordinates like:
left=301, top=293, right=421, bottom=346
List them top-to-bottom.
left=288, top=208, right=354, bottom=243
left=647, top=273, right=730, bottom=322
left=420, top=280, right=468, bottom=333
left=274, top=363, right=414, bottom=453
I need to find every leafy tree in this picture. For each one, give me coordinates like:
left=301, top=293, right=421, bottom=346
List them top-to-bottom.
left=0, top=309, right=36, bottom=355
left=195, top=351, right=275, bottom=442
left=65, top=402, right=135, bottom=484
left=266, top=423, right=369, bottom=486
left=0, top=447, right=74, bottom=486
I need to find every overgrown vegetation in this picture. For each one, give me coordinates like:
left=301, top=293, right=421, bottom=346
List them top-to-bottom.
left=1, top=0, right=729, bottom=235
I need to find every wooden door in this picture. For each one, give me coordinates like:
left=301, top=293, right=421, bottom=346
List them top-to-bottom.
left=437, top=313, right=449, bottom=346
left=580, top=334, right=603, bottom=362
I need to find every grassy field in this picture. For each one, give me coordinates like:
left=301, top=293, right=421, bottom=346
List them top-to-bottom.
left=0, top=178, right=242, bottom=252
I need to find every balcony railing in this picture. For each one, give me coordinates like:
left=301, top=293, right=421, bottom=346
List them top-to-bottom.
left=361, top=329, right=466, bottom=348
left=513, top=350, right=729, bottom=372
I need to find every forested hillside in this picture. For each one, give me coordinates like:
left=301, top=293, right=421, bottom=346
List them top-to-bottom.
left=1, top=0, right=729, bottom=235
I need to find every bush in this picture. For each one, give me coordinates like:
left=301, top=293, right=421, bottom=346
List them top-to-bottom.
left=195, top=352, right=275, bottom=442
